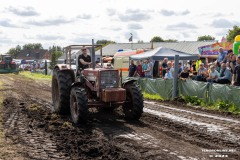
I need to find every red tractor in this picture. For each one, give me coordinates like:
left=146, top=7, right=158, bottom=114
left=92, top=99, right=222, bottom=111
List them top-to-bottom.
left=52, top=41, right=143, bottom=124
left=0, top=55, right=19, bottom=74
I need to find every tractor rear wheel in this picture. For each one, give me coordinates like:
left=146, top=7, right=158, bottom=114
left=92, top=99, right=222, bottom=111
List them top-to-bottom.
left=52, top=70, right=73, bottom=114
left=123, top=84, right=143, bottom=120
left=70, top=87, right=88, bottom=124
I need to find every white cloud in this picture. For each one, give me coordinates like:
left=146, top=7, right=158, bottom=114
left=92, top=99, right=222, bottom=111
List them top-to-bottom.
left=6, top=6, right=39, bottom=16
left=106, top=8, right=117, bottom=16
left=118, top=9, right=151, bottom=22
left=160, top=9, right=190, bottom=16
left=76, top=14, right=92, bottom=19
left=25, top=17, right=74, bottom=26
left=0, top=19, right=21, bottom=28
left=211, top=19, right=239, bottom=28
left=127, top=23, right=143, bottom=30
left=167, top=23, right=197, bottom=30
left=36, top=34, right=65, bottom=40
left=0, top=36, right=13, bottom=44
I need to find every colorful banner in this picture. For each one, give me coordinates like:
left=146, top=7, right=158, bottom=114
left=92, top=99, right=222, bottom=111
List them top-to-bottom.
left=198, top=42, right=233, bottom=58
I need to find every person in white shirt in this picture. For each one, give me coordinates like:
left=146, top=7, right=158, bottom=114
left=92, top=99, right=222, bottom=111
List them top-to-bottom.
left=206, top=65, right=219, bottom=82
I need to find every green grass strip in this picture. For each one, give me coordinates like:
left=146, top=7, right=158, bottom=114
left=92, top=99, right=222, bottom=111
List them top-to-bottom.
left=20, top=72, right=52, bottom=80
left=143, top=92, right=163, bottom=101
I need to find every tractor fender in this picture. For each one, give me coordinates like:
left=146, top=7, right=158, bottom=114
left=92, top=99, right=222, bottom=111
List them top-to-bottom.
left=53, top=67, right=75, bottom=83
left=122, top=77, right=138, bottom=88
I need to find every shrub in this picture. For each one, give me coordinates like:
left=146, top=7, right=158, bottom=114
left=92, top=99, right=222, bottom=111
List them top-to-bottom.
left=184, top=96, right=202, bottom=106
left=216, top=101, right=240, bottom=113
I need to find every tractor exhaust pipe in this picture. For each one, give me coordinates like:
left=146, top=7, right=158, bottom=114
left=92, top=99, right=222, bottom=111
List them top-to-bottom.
left=91, top=39, right=96, bottom=70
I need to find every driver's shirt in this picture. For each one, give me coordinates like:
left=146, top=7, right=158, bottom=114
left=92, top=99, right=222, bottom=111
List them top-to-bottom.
left=78, top=54, right=91, bottom=69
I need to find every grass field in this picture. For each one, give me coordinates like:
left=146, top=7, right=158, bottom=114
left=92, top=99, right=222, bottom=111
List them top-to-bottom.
left=20, top=71, right=52, bottom=80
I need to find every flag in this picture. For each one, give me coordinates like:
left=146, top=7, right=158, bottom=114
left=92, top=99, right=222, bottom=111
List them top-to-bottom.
left=129, top=33, right=133, bottom=42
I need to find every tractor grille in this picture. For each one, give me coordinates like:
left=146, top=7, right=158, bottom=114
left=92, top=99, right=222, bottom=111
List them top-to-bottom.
left=100, top=70, right=118, bottom=89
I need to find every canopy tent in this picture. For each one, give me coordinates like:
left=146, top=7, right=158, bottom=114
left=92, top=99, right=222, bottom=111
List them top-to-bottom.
left=130, top=47, right=199, bottom=60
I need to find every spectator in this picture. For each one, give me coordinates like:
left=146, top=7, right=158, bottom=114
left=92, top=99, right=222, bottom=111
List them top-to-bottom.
left=215, top=47, right=227, bottom=70
left=226, top=49, right=236, bottom=72
left=232, top=55, right=240, bottom=86
left=144, top=58, right=153, bottom=78
left=162, top=58, right=168, bottom=77
left=128, top=59, right=137, bottom=77
left=136, top=60, right=144, bottom=77
left=142, top=60, right=148, bottom=77
left=192, top=60, right=197, bottom=75
left=167, top=62, right=174, bottom=77
left=178, top=62, right=183, bottom=75
left=207, top=62, right=213, bottom=75
left=226, top=62, right=232, bottom=71
left=196, top=63, right=208, bottom=81
left=215, top=63, right=232, bottom=84
left=206, top=65, right=219, bottom=82
left=179, top=66, right=189, bottom=81
left=164, top=68, right=173, bottom=80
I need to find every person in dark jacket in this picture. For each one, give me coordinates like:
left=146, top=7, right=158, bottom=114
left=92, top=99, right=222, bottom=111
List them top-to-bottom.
left=78, top=47, right=91, bottom=70
left=128, top=60, right=137, bottom=77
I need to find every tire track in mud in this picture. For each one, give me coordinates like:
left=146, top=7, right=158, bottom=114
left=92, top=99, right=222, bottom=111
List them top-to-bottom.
left=3, top=98, right=69, bottom=160
left=144, top=101, right=240, bottom=146
left=140, top=102, right=240, bottom=159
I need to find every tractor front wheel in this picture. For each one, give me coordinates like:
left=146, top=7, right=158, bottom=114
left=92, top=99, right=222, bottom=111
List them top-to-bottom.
left=52, top=70, right=73, bottom=114
left=122, top=84, right=143, bottom=120
left=70, top=87, right=88, bottom=124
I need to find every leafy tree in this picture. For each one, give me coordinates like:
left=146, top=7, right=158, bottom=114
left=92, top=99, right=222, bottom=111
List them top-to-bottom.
left=226, top=25, right=240, bottom=42
left=197, top=35, right=215, bottom=41
left=150, top=36, right=164, bottom=42
left=164, top=39, right=178, bottom=42
left=95, top=40, right=115, bottom=50
left=96, top=40, right=115, bottom=46
left=137, top=40, right=144, bottom=43
left=22, top=43, right=43, bottom=50
left=33, top=43, right=43, bottom=49
left=16, top=45, right=21, bottom=53
left=49, top=45, right=63, bottom=69
left=7, top=48, right=17, bottom=58
left=50, top=51, right=58, bottom=69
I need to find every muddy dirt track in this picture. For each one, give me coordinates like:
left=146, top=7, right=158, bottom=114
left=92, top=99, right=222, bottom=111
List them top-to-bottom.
left=0, top=73, right=240, bottom=160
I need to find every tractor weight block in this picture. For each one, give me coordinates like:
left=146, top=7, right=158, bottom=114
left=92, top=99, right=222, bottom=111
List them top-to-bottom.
left=101, top=88, right=126, bottom=102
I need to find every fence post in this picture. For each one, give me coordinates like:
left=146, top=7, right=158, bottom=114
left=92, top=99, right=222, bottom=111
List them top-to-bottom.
left=172, top=55, right=179, bottom=99
left=45, top=60, right=47, bottom=75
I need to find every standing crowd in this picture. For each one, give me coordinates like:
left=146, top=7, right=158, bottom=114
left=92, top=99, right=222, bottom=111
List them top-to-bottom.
left=128, top=58, right=153, bottom=78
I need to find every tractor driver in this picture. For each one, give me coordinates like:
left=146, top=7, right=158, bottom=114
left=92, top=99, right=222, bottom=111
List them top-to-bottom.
left=78, top=47, right=91, bottom=70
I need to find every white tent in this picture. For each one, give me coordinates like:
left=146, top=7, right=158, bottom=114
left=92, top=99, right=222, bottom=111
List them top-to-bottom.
left=130, top=47, right=199, bottom=60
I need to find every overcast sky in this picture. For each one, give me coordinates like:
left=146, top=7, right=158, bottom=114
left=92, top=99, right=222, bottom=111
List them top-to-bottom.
left=0, top=0, right=239, bottom=53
